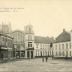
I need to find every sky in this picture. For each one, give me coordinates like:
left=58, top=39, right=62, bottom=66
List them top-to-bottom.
left=0, top=0, right=72, bottom=38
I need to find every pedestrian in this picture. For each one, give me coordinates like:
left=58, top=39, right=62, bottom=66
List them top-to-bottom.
left=1, top=53, right=3, bottom=60
left=46, top=56, right=48, bottom=62
left=42, top=57, right=44, bottom=62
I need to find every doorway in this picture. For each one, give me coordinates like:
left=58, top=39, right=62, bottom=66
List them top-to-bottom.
left=27, top=51, right=30, bottom=58
left=31, top=51, right=33, bottom=58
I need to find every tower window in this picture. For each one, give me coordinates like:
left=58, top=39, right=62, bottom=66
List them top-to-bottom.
left=28, top=35, right=32, bottom=40
left=28, top=42, right=32, bottom=47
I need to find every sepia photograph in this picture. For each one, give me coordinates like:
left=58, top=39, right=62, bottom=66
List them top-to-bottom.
left=0, top=0, right=72, bottom=72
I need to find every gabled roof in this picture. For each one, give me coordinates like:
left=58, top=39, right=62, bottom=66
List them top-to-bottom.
left=55, top=29, right=71, bottom=43
left=35, top=36, right=52, bottom=44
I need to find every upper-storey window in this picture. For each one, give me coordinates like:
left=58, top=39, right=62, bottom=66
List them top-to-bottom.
left=28, top=35, right=32, bottom=41
left=28, top=42, right=32, bottom=47
left=36, top=43, right=39, bottom=48
left=50, top=43, right=53, bottom=48
left=66, top=43, right=68, bottom=49
left=70, top=43, right=71, bottom=49
left=40, top=44, right=42, bottom=48
left=59, top=44, right=61, bottom=50
left=62, top=44, right=64, bottom=49
left=55, top=45, right=57, bottom=50
left=62, top=51, right=64, bottom=56
left=70, top=51, right=71, bottom=56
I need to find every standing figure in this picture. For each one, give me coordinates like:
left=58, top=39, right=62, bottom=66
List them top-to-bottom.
left=46, top=56, right=48, bottom=62
left=42, top=57, right=44, bottom=62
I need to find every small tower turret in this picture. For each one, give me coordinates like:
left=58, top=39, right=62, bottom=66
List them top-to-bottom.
left=24, top=24, right=35, bottom=58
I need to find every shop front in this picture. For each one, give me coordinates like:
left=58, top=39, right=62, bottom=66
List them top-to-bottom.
left=0, top=47, right=13, bottom=60
left=25, top=48, right=34, bottom=59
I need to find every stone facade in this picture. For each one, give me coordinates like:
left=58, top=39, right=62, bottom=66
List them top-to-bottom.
left=11, top=25, right=53, bottom=59
left=53, top=29, right=72, bottom=58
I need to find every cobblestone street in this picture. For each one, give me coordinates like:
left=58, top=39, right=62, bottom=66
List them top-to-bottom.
left=0, top=58, right=72, bottom=72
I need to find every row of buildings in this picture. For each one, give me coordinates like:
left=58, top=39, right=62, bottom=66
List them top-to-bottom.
left=0, top=22, right=72, bottom=60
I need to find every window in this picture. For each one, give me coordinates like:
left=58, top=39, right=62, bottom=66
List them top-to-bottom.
left=28, top=35, right=32, bottom=41
left=28, top=42, right=32, bottom=47
left=36, top=43, right=39, bottom=48
left=50, top=43, right=53, bottom=47
left=66, top=43, right=68, bottom=49
left=70, top=43, right=71, bottom=49
left=40, top=44, right=42, bottom=48
left=43, top=44, right=44, bottom=48
left=59, top=44, right=61, bottom=50
left=62, top=44, right=64, bottom=49
left=55, top=45, right=57, bottom=49
left=36, top=51, right=37, bottom=56
left=38, top=51, right=39, bottom=56
left=43, top=51, right=44, bottom=56
left=56, top=51, right=58, bottom=56
left=59, top=51, right=61, bottom=56
left=62, top=51, right=64, bottom=56
left=66, top=51, right=68, bottom=57
left=70, top=51, right=71, bottom=56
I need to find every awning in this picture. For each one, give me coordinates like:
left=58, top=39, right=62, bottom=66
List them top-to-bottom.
left=26, top=48, right=34, bottom=50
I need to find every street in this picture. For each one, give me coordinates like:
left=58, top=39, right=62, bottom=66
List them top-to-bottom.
left=0, top=58, right=72, bottom=72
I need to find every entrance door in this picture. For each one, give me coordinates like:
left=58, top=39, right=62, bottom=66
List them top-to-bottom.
left=27, top=51, right=30, bottom=58
left=31, top=51, right=33, bottom=58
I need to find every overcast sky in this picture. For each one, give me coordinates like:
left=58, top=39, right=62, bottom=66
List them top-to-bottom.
left=0, top=0, right=72, bottom=38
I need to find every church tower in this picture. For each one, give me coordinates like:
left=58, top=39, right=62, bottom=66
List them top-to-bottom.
left=24, top=24, right=35, bottom=58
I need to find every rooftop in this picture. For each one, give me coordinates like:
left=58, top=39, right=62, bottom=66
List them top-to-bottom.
left=54, top=29, right=71, bottom=43
left=35, top=36, right=53, bottom=44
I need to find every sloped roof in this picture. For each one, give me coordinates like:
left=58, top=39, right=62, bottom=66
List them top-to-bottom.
left=11, top=30, right=25, bottom=35
left=55, top=30, right=71, bottom=43
left=0, top=33, right=13, bottom=39
left=35, top=36, right=52, bottom=44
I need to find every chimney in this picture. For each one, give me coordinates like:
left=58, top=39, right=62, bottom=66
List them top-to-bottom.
left=63, top=28, right=66, bottom=32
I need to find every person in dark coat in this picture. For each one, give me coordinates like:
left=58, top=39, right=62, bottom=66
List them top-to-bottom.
left=1, top=53, right=3, bottom=60
left=46, top=56, right=48, bottom=62
left=42, top=57, right=44, bottom=62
